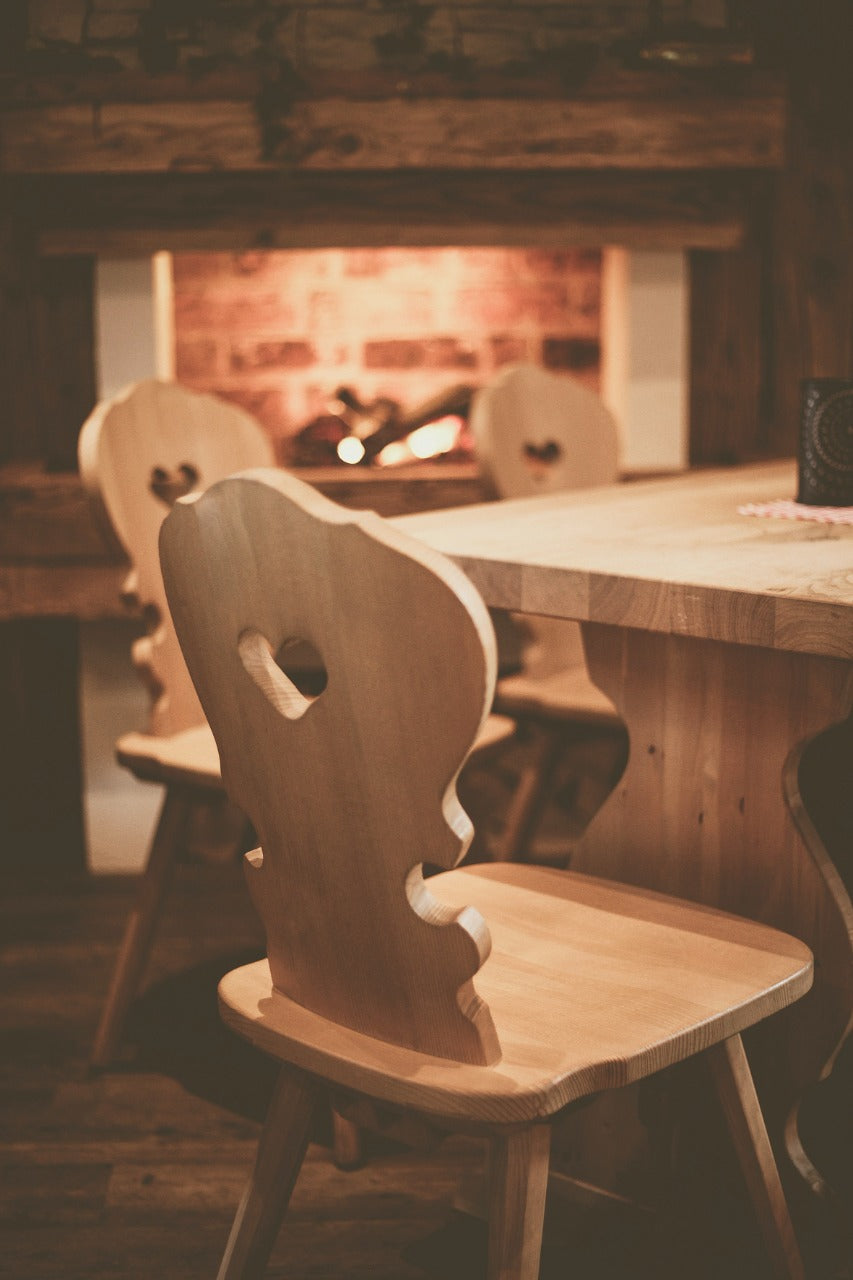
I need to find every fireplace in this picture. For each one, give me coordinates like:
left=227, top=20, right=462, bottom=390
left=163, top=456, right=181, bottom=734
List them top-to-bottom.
left=96, top=244, right=688, bottom=478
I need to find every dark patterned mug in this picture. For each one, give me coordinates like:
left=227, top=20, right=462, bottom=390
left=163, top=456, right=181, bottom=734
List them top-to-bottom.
left=797, top=378, right=853, bottom=506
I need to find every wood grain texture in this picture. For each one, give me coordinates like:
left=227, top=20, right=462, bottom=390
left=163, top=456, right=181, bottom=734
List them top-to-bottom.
left=0, top=75, right=785, bottom=176
left=14, top=172, right=757, bottom=257
left=78, top=379, right=275, bottom=738
left=399, top=460, right=852, bottom=1189
left=398, top=461, right=853, bottom=659
left=160, top=467, right=503, bottom=1065
left=572, top=626, right=853, bottom=1141
left=218, top=861, right=812, bottom=1125
left=707, top=1036, right=805, bottom=1280
left=216, top=1067, right=319, bottom=1280
left=487, top=1125, right=550, bottom=1280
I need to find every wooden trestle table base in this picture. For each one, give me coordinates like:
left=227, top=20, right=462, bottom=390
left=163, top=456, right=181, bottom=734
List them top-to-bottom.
left=397, top=459, right=853, bottom=1195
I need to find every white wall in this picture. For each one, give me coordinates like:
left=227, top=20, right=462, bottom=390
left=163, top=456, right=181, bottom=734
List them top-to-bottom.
left=601, top=248, right=689, bottom=474
left=82, top=255, right=173, bottom=873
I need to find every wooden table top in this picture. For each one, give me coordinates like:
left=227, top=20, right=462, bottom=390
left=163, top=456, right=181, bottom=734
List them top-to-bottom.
left=397, top=460, right=853, bottom=659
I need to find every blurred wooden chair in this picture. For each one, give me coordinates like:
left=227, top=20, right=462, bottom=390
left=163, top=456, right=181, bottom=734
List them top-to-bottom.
left=470, top=363, right=625, bottom=862
left=80, top=378, right=511, bottom=1175
left=79, top=379, right=276, bottom=1070
left=161, top=467, right=811, bottom=1280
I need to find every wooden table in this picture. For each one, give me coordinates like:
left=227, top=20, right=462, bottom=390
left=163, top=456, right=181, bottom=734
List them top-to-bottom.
left=398, top=459, right=853, bottom=1192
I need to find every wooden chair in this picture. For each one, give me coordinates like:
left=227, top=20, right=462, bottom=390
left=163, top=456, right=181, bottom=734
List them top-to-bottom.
left=470, top=363, right=625, bottom=861
left=79, top=379, right=276, bottom=1070
left=80, top=380, right=512, bottom=1101
left=160, top=466, right=812, bottom=1280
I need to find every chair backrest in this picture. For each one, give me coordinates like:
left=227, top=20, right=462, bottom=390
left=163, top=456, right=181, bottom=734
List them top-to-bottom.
left=471, top=363, right=619, bottom=501
left=471, top=364, right=619, bottom=675
left=79, top=380, right=275, bottom=737
left=159, top=467, right=501, bottom=1066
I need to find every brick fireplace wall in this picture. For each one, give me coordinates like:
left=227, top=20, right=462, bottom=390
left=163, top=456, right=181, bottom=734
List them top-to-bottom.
left=172, top=247, right=602, bottom=457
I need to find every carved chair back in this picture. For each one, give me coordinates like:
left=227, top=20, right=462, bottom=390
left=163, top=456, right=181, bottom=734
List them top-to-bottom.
left=471, top=362, right=619, bottom=501
left=471, top=363, right=619, bottom=674
left=79, top=380, right=274, bottom=737
left=159, top=468, right=501, bottom=1065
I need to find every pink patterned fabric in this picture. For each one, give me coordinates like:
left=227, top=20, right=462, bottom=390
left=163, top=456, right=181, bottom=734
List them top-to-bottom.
left=737, top=498, right=853, bottom=526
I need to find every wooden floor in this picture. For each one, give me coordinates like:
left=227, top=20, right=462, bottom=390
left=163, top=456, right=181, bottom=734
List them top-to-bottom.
left=1, top=858, right=850, bottom=1280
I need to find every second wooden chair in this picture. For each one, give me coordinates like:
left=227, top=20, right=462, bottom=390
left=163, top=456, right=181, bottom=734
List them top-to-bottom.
left=470, top=363, right=626, bottom=861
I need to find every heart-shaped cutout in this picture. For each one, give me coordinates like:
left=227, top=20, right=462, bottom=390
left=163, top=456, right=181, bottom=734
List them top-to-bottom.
left=522, top=440, right=562, bottom=465
left=150, top=462, right=201, bottom=508
left=239, top=629, right=327, bottom=721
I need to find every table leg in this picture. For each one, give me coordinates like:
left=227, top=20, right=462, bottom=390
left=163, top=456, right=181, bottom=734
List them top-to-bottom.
left=575, top=622, right=853, bottom=1192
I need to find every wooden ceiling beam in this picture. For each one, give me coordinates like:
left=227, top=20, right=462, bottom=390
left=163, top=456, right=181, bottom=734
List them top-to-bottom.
left=0, top=70, right=786, bottom=176
left=12, top=170, right=762, bottom=255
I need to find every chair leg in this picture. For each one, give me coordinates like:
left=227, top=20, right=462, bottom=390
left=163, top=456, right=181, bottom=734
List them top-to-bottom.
left=495, top=728, right=562, bottom=862
left=90, top=787, right=192, bottom=1068
left=706, top=1034, right=805, bottom=1280
left=217, top=1066, right=318, bottom=1280
left=331, top=1111, right=364, bottom=1170
left=487, top=1124, right=551, bottom=1280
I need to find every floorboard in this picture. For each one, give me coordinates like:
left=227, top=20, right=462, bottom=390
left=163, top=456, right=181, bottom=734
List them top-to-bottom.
left=0, top=860, right=848, bottom=1280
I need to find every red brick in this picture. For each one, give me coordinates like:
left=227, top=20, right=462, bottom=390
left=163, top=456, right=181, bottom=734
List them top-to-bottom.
left=523, top=248, right=601, bottom=274
left=342, top=250, right=395, bottom=277
left=231, top=252, right=275, bottom=277
left=172, top=254, right=223, bottom=283
left=456, top=284, right=570, bottom=328
left=174, top=292, right=294, bottom=330
left=490, top=336, right=529, bottom=367
left=541, top=337, right=600, bottom=371
left=175, top=338, right=221, bottom=380
left=363, top=338, right=479, bottom=371
left=423, top=338, right=479, bottom=370
left=363, top=340, right=425, bottom=370
left=230, top=341, right=316, bottom=372
left=210, top=387, right=289, bottom=435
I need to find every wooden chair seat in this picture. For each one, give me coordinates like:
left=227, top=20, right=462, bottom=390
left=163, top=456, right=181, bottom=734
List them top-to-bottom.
left=116, top=724, right=222, bottom=791
left=220, top=861, right=811, bottom=1124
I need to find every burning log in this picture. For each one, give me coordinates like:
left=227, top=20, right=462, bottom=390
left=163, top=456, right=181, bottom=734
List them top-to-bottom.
left=289, top=383, right=474, bottom=467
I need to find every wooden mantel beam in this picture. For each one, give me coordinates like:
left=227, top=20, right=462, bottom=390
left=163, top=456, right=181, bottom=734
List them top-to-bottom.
left=0, top=69, right=786, bottom=176
left=13, top=170, right=763, bottom=256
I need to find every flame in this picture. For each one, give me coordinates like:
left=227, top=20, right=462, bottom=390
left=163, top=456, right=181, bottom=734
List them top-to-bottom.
left=337, top=436, right=366, bottom=465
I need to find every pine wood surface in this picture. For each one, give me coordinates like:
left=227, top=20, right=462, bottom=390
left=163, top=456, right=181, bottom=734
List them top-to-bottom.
left=397, top=461, right=853, bottom=659
left=398, top=462, right=853, bottom=1191
left=161, top=467, right=505, bottom=1066
left=219, top=862, right=812, bottom=1125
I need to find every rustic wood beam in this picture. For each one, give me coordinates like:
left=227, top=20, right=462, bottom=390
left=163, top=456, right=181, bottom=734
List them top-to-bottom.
left=0, top=70, right=786, bottom=175
left=10, top=170, right=761, bottom=256
left=0, top=220, right=96, bottom=874
left=0, top=462, right=490, bottom=620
